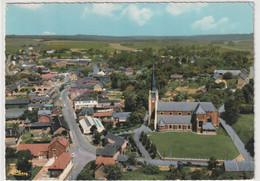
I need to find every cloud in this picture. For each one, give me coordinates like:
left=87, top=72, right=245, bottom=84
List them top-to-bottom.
left=166, top=3, right=208, bottom=16
left=14, top=4, right=42, bottom=10
left=82, top=4, right=122, bottom=17
left=122, top=5, right=153, bottom=26
left=191, top=16, right=229, bottom=31
left=42, top=31, right=56, bottom=35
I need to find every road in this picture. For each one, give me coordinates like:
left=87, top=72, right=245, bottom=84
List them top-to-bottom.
left=6, top=54, right=12, bottom=75
left=60, top=88, right=96, bottom=180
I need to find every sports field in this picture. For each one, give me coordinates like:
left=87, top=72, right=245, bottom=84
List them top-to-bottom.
left=148, top=126, right=239, bottom=160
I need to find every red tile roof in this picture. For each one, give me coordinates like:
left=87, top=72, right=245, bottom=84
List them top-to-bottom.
left=41, top=74, right=56, bottom=78
left=170, top=74, right=183, bottom=79
left=93, top=112, right=112, bottom=117
left=49, top=136, right=69, bottom=148
left=17, top=143, right=49, bottom=157
left=49, top=152, right=71, bottom=170
left=95, top=156, right=115, bottom=166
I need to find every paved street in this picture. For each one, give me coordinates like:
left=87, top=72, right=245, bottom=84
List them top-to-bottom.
left=6, top=54, right=12, bottom=75
left=61, top=88, right=96, bottom=180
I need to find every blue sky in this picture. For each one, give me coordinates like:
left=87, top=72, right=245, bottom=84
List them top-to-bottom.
left=6, top=3, right=254, bottom=36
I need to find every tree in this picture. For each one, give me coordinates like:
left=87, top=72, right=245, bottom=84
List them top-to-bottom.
left=81, top=66, right=91, bottom=77
left=37, top=67, right=42, bottom=74
left=223, top=72, right=232, bottom=79
left=223, top=98, right=240, bottom=125
left=90, top=125, right=97, bottom=134
left=93, top=130, right=101, bottom=144
left=6, top=147, right=16, bottom=158
left=16, top=150, right=33, bottom=172
left=127, top=153, right=136, bottom=165
left=208, top=157, right=218, bottom=170
left=141, top=162, right=160, bottom=175
left=105, top=164, right=123, bottom=180
left=166, top=165, right=184, bottom=180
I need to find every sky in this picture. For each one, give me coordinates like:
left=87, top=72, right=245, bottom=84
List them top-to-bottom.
left=5, top=3, right=254, bottom=36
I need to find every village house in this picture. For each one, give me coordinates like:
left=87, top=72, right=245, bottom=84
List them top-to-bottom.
left=125, top=67, right=134, bottom=76
left=149, top=69, right=220, bottom=134
left=170, top=74, right=184, bottom=81
left=74, top=95, right=98, bottom=109
left=75, top=107, right=94, bottom=122
left=38, top=110, right=52, bottom=123
left=93, top=112, right=113, bottom=122
left=51, top=116, right=70, bottom=137
left=79, top=116, right=104, bottom=134
left=105, top=133, right=128, bottom=153
left=48, top=136, right=70, bottom=159
left=96, top=144, right=121, bottom=160
left=48, top=152, right=72, bottom=178
left=95, top=157, right=115, bottom=179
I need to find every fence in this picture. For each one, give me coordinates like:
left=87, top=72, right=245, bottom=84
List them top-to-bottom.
left=220, top=118, right=253, bottom=161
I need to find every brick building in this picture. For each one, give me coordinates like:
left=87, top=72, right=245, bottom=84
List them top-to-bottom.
left=148, top=69, right=220, bottom=134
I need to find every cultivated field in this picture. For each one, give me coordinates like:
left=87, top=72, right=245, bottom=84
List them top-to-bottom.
left=148, top=126, right=239, bottom=160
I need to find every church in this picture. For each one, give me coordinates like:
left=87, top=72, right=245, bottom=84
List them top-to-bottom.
left=148, top=69, right=220, bottom=134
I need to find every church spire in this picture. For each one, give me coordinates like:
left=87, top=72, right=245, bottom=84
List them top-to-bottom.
left=152, top=68, right=156, bottom=91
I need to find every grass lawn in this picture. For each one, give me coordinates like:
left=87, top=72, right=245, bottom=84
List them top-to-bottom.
left=5, top=38, right=42, bottom=54
left=226, top=79, right=237, bottom=89
left=232, top=114, right=254, bottom=145
left=148, top=126, right=239, bottom=160
left=29, top=166, right=42, bottom=180
left=122, top=169, right=168, bottom=180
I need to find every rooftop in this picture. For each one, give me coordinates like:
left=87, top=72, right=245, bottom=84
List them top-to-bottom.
left=157, top=102, right=217, bottom=112
left=157, top=115, right=192, bottom=125
left=49, top=152, right=72, bottom=170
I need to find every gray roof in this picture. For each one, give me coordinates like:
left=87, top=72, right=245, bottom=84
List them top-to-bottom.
left=214, top=69, right=241, bottom=75
left=213, top=73, right=221, bottom=80
left=238, top=73, right=247, bottom=80
left=30, top=96, right=50, bottom=102
left=6, top=99, right=29, bottom=105
left=157, top=102, right=217, bottom=112
left=194, top=104, right=206, bottom=114
left=38, top=110, right=52, bottom=116
left=112, top=112, right=131, bottom=121
left=157, top=115, right=192, bottom=125
left=51, top=116, right=70, bottom=133
left=24, top=118, right=31, bottom=124
left=157, top=119, right=165, bottom=127
left=30, top=122, right=51, bottom=128
left=202, top=122, right=216, bottom=130
left=105, top=132, right=125, bottom=147
left=6, top=141, right=17, bottom=146
left=96, top=144, right=120, bottom=157
left=117, top=155, right=129, bottom=162
left=224, top=161, right=254, bottom=172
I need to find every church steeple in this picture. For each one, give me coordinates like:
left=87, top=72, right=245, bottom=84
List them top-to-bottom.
left=149, top=68, right=158, bottom=130
left=151, top=68, right=156, bottom=91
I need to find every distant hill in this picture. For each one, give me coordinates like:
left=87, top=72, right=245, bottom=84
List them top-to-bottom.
left=6, top=33, right=253, bottom=42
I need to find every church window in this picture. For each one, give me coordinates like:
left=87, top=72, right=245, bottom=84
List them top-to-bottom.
left=160, top=112, right=163, bottom=115
left=170, top=112, right=173, bottom=115
left=178, top=112, right=182, bottom=115
left=188, top=112, right=191, bottom=115
left=207, top=118, right=212, bottom=122
left=169, top=125, right=172, bottom=129
left=179, top=125, right=182, bottom=129
left=188, top=125, right=191, bottom=129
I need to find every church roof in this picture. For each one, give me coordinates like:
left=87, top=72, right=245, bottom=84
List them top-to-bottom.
left=151, top=68, right=156, bottom=91
left=157, top=102, right=217, bottom=112
left=194, top=104, right=206, bottom=114
left=157, top=115, right=192, bottom=125
left=157, top=119, right=165, bottom=127
left=202, top=122, right=216, bottom=130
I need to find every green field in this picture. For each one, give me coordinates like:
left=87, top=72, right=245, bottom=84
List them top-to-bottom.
left=5, top=38, right=42, bottom=54
left=40, top=40, right=111, bottom=50
left=232, top=114, right=254, bottom=145
left=148, top=126, right=239, bottom=160
left=122, top=170, right=168, bottom=180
